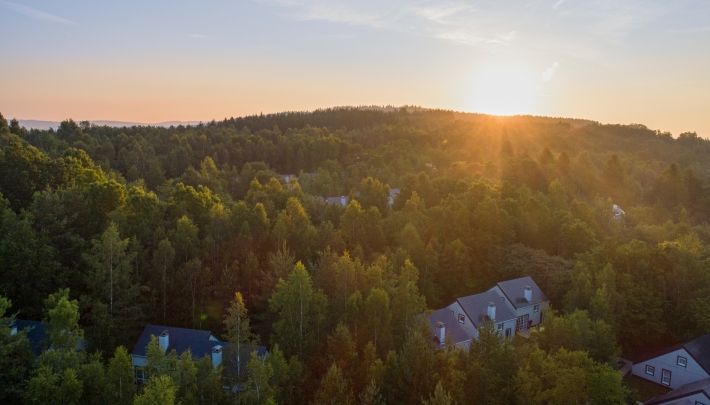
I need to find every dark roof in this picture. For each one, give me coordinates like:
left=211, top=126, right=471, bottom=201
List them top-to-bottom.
left=496, top=276, right=549, bottom=309
left=457, top=290, right=516, bottom=329
left=428, top=308, right=470, bottom=347
left=14, top=320, right=48, bottom=356
left=131, top=324, right=267, bottom=375
left=132, top=324, right=216, bottom=358
left=636, top=334, right=710, bottom=374
left=645, top=377, right=710, bottom=405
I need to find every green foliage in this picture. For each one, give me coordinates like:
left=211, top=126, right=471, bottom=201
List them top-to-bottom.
left=4, top=109, right=710, bottom=403
left=269, top=262, right=328, bottom=360
left=134, top=375, right=177, bottom=405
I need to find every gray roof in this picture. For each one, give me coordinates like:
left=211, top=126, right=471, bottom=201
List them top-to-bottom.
left=324, top=196, right=349, bottom=206
left=496, top=276, right=549, bottom=309
left=457, top=290, right=516, bottom=329
left=428, top=308, right=470, bottom=347
left=637, top=334, right=710, bottom=374
left=645, top=377, right=710, bottom=405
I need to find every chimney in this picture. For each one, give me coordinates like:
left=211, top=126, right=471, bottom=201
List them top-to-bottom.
left=341, top=196, right=347, bottom=206
left=524, top=286, right=533, bottom=303
left=487, top=302, right=496, bottom=321
left=10, top=322, right=17, bottom=336
left=436, top=322, right=445, bottom=343
left=159, top=330, right=169, bottom=353
left=211, top=345, right=223, bottom=368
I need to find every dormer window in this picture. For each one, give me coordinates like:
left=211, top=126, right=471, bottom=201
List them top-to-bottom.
left=458, top=314, right=465, bottom=324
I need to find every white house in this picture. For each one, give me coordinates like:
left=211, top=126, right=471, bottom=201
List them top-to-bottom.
left=428, top=276, right=550, bottom=348
left=632, top=334, right=710, bottom=390
left=643, top=377, right=710, bottom=405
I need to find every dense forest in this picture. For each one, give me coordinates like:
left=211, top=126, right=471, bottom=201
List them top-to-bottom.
left=1, top=107, right=709, bottom=404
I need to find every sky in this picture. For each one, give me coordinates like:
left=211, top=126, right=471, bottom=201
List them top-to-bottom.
left=1, top=0, right=709, bottom=136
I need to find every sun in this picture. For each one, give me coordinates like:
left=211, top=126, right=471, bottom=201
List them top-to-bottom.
left=464, top=62, right=540, bottom=116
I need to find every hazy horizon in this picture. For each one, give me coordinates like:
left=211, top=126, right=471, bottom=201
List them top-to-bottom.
left=2, top=0, right=709, bottom=136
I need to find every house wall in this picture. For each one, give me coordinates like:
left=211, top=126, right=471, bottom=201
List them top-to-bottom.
left=446, top=301, right=478, bottom=340
left=513, top=302, right=549, bottom=329
left=497, top=319, right=517, bottom=341
left=631, top=348, right=709, bottom=389
left=132, top=355, right=147, bottom=368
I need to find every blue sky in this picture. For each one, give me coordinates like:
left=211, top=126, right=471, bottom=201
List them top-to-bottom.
left=1, top=0, right=709, bottom=135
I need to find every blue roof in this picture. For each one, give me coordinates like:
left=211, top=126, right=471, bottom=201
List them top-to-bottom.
left=14, top=320, right=48, bottom=356
left=131, top=324, right=267, bottom=375
left=132, top=324, right=214, bottom=358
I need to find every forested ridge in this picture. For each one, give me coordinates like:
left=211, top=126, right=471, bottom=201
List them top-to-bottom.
left=1, top=107, right=709, bottom=404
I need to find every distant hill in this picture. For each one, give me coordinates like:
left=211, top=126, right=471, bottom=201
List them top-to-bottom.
left=18, top=119, right=202, bottom=130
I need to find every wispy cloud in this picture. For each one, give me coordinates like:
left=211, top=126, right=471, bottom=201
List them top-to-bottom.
left=0, top=0, right=74, bottom=24
left=261, top=0, right=516, bottom=48
left=553, top=0, right=568, bottom=9
left=542, top=62, right=560, bottom=81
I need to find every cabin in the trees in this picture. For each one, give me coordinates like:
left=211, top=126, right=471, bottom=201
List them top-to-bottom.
left=388, top=188, right=400, bottom=206
left=318, top=196, right=350, bottom=206
left=428, top=276, right=549, bottom=349
left=131, top=324, right=267, bottom=384
left=632, top=334, right=710, bottom=390
left=643, top=377, right=710, bottom=405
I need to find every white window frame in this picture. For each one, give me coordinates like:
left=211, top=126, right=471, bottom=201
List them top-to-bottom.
left=533, top=305, right=540, bottom=313
left=458, top=314, right=465, bottom=324
left=497, top=323, right=503, bottom=331
left=678, top=356, right=687, bottom=367
left=645, top=365, right=655, bottom=376
left=661, top=369, right=671, bottom=386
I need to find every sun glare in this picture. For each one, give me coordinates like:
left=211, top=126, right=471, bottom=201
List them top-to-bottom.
left=464, top=63, right=540, bottom=116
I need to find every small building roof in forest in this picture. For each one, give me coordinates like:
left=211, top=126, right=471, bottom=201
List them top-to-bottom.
left=13, top=319, right=48, bottom=356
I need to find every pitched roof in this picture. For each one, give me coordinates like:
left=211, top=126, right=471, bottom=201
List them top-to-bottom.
left=324, top=196, right=349, bottom=206
left=496, top=276, right=549, bottom=309
left=457, top=290, right=516, bottom=329
left=428, top=308, right=471, bottom=347
left=13, top=320, right=48, bottom=356
left=131, top=324, right=267, bottom=375
left=132, top=324, right=216, bottom=358
left=636, top=334, right=710, bottom=374
left=645, top=377, right=710, bottom=405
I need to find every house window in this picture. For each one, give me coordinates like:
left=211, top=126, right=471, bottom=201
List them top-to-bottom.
left=533, top=305, right=540, bottom=313
left=458, top=314, right=465, bottom=324
left=497, top=323, right=503, bottom=331
left=677, top=356, right=687, bottom=367
left=645, top=365, right=655, bottom=376
left=134, top=367, right=146, bottom=384
left=661, top=369, right=671, bottom=386
left=696, top=402, right=706, bottom=405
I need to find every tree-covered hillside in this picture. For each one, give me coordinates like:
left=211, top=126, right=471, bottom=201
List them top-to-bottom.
left=1, top=108, right=708, bottom=404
